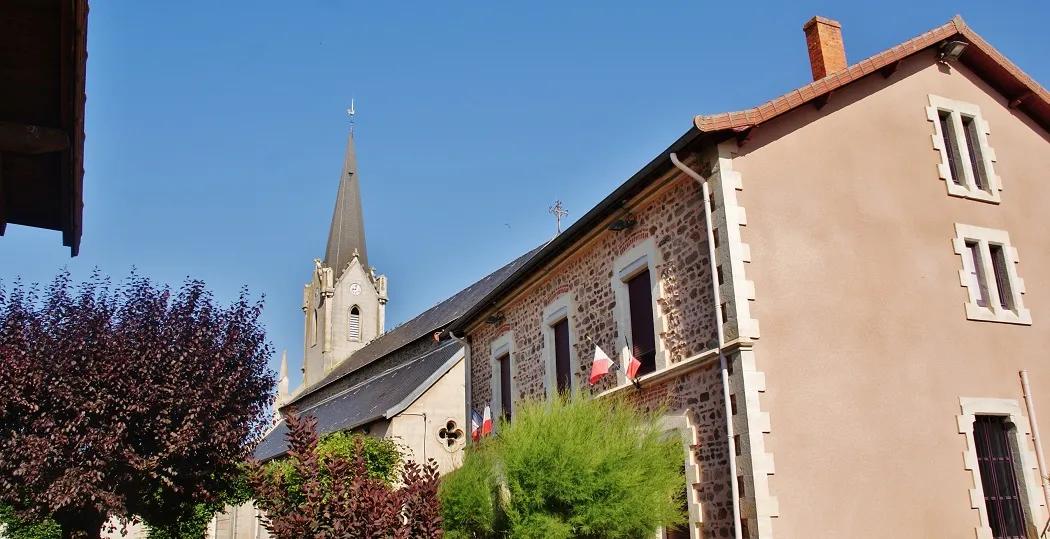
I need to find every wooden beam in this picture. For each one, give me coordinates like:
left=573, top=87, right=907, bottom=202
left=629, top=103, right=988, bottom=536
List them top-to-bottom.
left=880, top=60, right=901, bottom=79
left=814, top=91, right=833, bottom=110
left=1009, top=91, right=1033, bottom=109
left=0, top=122, right=70, bottom=154
left=0, top=154, right=6, bottom=236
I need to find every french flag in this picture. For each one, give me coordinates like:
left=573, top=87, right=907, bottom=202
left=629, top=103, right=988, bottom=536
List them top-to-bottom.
left=589, top=345, right=612, bottom=385
left=626, top=351, right=642, bottom=380
left=481, top=405, right=493, bottom=437
left=471, top=408, right=483, bottom=442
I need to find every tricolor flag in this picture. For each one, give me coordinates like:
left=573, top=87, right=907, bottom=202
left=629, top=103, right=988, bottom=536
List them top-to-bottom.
left=589, top=345, right=612, bottom=385
left=626, top=351, right=642, bottom=380
left=481, top=405, right=493, bottom=437
left=471, top=408, right=483, bottom=442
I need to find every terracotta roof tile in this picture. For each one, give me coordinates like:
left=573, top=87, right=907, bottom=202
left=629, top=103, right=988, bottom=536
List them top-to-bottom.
left=694, top=16, right=1050, bottom=134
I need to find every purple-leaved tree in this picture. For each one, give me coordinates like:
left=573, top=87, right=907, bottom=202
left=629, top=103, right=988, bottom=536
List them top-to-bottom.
left=0, top=270, right=275, bottom=538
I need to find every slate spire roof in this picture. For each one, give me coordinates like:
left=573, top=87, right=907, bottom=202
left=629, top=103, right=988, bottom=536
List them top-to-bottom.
left=324, top=127, right=369, bottom=279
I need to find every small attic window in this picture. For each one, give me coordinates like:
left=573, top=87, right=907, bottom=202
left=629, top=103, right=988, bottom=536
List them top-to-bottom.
left=348, top=306, right=361, bottom=342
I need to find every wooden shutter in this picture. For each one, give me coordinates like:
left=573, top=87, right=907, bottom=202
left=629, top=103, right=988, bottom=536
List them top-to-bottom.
left=940, top=110, right=964, bottom=186
left=963, top=115, right=989, bottom=192
left=966, top=241, right=989, bottom=308
left=989, top=245, right=1014, bottom=310
left=627, top=269, right=657, bottom=376
left=553, top=319, right=572, bottom=394
left=498, top=354, right=512, bottom=423
left=974, top=415, right=1027, bottom=539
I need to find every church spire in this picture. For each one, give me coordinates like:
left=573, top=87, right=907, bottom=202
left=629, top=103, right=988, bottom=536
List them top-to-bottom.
left=324, top=107, right=368, bottom=280
left=277, top=349, right=289, bottom=399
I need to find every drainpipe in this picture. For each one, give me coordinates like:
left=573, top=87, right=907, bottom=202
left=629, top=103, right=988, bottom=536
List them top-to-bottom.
left=671, top=152, right=743, bottom=539
left=451, top=331, right=473, bottom=444
left=1020, top=370, right=1050, bottom=515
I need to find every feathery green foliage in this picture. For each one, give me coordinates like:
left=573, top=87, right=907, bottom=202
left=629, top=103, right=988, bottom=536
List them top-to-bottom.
left=440, top=391, right=686, bottom=538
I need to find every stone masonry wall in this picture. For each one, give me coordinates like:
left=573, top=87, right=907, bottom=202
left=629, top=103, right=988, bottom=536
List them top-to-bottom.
left=467, top=173, right=731, bottom=536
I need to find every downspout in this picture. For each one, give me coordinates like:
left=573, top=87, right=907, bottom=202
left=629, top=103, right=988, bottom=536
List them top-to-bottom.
left=671, top=152, right=743, bottom=539
left=451, top=331, right=473, bottom=444
left=1020, top=370, right=1050, bottom=516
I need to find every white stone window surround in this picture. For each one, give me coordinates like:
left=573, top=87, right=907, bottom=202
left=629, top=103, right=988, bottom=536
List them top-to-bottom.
left=926, top=95, right=1002, bottom=203
left=953, top=224, right=1031, bottom=325
left=611, top=237, right=670, bottom=386
left=541, top=292, right=579, bottom=397
left=489, top=331, right=517, bottom=424
left=957, top=397, right=1046, bottom=539
left=656, top=412, right=702, bottom=539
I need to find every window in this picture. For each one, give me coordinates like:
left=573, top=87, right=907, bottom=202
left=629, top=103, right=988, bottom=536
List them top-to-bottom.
left=927, top=95, right=1001, bottom=202
left=953, top=224, right=1030, bottom=325
left=612, top=237, right=668, bottom=382
left=627, top=269, right=657, bottom=377
left=542, top=292, right=576, bottom=396
left=348, top=305, right=361, bottom=342
left=311, top=310, right=319, bottom=346
left=553, top=319, right=571, bottom=393
left=490, top=332, right=516, bottom=425
left=497, top=353, right=512, bottom=423
left=958, top=398, right=1041, bottom=539
left=974, top=416, right=1027, bottom=539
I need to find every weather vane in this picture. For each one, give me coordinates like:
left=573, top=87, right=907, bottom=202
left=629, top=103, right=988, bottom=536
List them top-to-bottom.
left=347, top=98, right=355, bottom=132
left=549, top=200, right=568, bottom=234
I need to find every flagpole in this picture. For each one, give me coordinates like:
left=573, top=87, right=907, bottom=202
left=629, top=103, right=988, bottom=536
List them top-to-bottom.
left=622, top=334, right=642, bottom=391
left=585, top=335, right=641, bottom=390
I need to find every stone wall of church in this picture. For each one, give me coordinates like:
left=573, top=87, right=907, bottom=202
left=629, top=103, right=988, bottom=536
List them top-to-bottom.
left=465, top=172, right=731, bottom=536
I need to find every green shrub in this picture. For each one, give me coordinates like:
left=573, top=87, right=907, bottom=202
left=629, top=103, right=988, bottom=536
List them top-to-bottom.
left=440, top=391, right=686, bottom=538
left=0, top=505, right=61, bottom=539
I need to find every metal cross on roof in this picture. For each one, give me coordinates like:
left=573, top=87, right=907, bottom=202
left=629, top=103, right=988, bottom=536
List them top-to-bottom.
left=549, top=200, right=568, bottom=234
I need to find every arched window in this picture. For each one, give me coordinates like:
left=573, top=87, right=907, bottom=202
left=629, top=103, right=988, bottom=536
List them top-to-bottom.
left=348, top=306, right=361, bottom=342
left=311, top=310, right=318, bottom=346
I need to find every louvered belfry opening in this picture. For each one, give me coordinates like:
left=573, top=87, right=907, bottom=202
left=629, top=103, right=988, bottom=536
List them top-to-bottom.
left=626, top=269, right=657, bottom=377
left=349, top=305, right=361, bottom=341
left=553, top=318, right=572, bottom=393
left=497, top=353, right=512, bottom=423
left=973, top=415, right=1027, bottom=539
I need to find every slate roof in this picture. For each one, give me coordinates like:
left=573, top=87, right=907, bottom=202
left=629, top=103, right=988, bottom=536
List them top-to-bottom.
left=325, top=129, right=369, bottom=280
left=255, top=242, right=550, bottom=461
left=289, top=242, right=550, bottom=405
left=255, top=340, right=462, bottom=461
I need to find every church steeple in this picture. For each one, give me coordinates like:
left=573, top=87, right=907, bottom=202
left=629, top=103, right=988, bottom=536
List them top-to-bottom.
left=324, top=120, right=368, bottom=280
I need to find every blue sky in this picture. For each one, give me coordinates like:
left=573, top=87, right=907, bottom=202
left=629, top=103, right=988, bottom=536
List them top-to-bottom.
left=2, top=1, right=1047, bottom=392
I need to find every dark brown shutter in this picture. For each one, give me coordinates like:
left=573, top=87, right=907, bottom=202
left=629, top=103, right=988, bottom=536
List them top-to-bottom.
left=940, top=110, right=964, bottom=186
left=963, top=115, right=989, bottom=192
left=967, top=241, right=989, bottom=308
left=989, top=244, right=1014, bottom=310
left=627, top=269, right=657, bottom=376
left=553, top=319, right=571, bottom=394
left=498, top=354, right=512, bottom=423
left=974, top=415, right=1027, bottom=539
left=666, top=464, right=691, bottom=539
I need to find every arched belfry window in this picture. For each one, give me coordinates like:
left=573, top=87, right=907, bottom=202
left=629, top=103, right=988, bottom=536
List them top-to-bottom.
left=348, top=306, right=361, bottom=342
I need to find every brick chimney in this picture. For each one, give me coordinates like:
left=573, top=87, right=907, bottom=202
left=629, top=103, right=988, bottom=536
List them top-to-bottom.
left=803, top=16, right=847, bottom=81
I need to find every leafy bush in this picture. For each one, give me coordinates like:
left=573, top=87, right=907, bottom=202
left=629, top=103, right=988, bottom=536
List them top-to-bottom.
left=439, top=391, right=685, bottom=538
left=247, top=410, right=443, bottom=539
left=0, top=505, right=60, bottom=539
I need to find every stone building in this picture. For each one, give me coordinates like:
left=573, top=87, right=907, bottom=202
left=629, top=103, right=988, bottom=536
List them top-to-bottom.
left=447, top=14, right=1050, bottom=539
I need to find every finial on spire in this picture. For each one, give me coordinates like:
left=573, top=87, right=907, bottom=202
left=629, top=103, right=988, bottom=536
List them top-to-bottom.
left=347, top=98, right=355, bottom=133
left=549, top=200, right=569, bottom=234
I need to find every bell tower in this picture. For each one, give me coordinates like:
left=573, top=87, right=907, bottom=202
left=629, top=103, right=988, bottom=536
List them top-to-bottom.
left=300, top=106, right=388, bottom=389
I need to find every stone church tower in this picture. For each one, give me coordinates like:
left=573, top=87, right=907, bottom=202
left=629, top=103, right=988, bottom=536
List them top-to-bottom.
left=298, top=125, right=388, bottom=389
